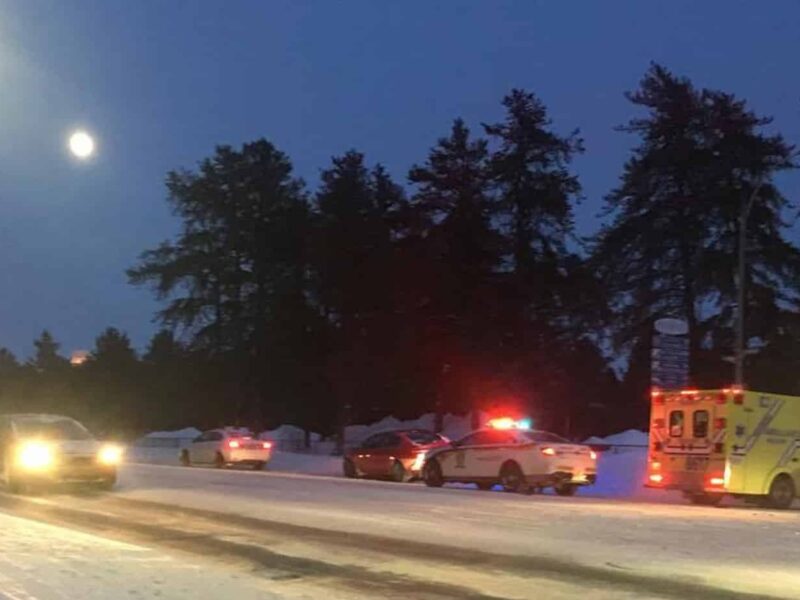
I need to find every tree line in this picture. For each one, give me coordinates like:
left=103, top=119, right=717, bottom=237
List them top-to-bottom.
left=2, top=63, right=798, bottom=441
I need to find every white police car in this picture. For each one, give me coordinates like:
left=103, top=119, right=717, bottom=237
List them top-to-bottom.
left=422, top=418, right=597, bottom=495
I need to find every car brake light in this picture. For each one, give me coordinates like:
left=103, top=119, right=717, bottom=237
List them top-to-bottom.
left=228, top=440, right=240, bottom=449
left=262, top=441, right=272, bottom=449
left=541, top=447, right=556, bottom=456
left=589, top=450, right=597, bottom=460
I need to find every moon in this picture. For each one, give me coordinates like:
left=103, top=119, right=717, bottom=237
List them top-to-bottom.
left=68, top=130, right=96, bottom=159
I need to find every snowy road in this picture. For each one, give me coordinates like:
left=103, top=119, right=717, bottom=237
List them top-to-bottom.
left=0, top=462, right=798, bottom=599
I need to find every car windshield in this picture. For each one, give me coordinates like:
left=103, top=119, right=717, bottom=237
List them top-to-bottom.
left=13, top=417, right=93, bottom=441
left=405, top=430, right=443, bottom=445
left=520, top=430, right=571, bottom=444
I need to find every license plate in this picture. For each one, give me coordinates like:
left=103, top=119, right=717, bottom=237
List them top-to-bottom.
left=686, top=456, right=708, bottom=471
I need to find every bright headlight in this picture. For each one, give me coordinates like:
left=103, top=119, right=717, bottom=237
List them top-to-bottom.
left=17, top=441, right=54, bottom=470
left=98, top=444, right=123, bottom=465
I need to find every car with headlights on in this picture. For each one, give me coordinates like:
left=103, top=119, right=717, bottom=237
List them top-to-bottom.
left=0, top=413, right=122, bottom=493
left=422, top=418, right=597, bottom=495
left=179, top=429, right=273, bottom=469
left=343, top=429, right=449, bottom=482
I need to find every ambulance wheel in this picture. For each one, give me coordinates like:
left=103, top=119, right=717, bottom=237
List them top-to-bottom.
left=423, top=459, right=443, bottom=488
left=500, top=462, right=527, bottom=494
left=766, top=474, right=796, bottom=510
left=554, top=483, right=578, bottom=497
left=688, top=493, right=724, bottom=506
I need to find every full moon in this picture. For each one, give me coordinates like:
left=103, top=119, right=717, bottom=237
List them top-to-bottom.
left=68, top=130, right=95, bottom=159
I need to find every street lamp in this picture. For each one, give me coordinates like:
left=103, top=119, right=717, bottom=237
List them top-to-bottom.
left=734, top=181, right=763, bottom=387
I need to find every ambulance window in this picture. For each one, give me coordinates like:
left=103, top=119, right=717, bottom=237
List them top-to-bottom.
left=693, top=410, right=709, bottom=438
left=669, top=411, right=684, bottom=437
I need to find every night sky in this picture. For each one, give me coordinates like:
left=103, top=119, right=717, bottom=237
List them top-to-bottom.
left=0, top=0, right=798, bottom=358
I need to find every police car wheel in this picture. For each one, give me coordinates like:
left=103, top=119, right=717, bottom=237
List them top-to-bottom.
left=423, top=459, right=444, bottom=487
left=500, top=462, right=526, bottom=493
left=767, top=475, right=796, bottom=509
left=554, top=483, right=578, bottom=497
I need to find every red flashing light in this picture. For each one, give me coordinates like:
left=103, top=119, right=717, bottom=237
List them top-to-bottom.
left=487, top=417, right=516, bottom=430
left=228, top=439, right=241, bottom=449
left=262, top=441, right=272, bottom=450
left=541, top=447, right=556, bottom=456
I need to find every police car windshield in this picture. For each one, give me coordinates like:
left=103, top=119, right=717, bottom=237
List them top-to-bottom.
left=14, top=417, right=93, bottom=441
left=520, top=430, right=570, bottom=444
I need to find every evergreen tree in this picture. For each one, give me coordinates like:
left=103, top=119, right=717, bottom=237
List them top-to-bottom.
left=592, top=63, right=800, bottom=390
left=30, top=330, right=68, bottom=372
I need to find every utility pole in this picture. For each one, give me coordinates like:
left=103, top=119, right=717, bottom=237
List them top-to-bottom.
left=734, top=181, right=763, bottom=387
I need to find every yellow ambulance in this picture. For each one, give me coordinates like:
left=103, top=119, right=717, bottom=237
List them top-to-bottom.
left=646, top=388, right=800, bottom=509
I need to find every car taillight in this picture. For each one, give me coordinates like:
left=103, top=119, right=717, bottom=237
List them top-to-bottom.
left=714, top=418, right=726, bottom=429
left=228, top=440, right=240, bottom=449
left=262, top=441, right=272, bottom=449
left=541, top=447, right=556, bottom=456
left=589, top=450, right=597, bottom=460
left=648, top=473, right=664, bottom=484
left=708, top=475, right=725, bottom=487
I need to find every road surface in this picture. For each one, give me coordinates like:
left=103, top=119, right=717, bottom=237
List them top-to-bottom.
left=0, top=462, right=798, bottom=599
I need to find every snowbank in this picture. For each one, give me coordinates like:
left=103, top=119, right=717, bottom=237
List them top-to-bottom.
left=345, top=411, right=489, bottom=444
left=142, top=427, right=202, bottom=440
left=584, top=428, right=648, bottom=447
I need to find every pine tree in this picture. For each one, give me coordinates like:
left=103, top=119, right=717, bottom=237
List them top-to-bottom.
left=592, top=63, right=800, bottom=388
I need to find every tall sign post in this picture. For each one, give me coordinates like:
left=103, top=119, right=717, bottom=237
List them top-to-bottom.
left=651, top=318, right=690, bottom=390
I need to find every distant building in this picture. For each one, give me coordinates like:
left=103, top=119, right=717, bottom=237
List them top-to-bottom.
left=70, top=350, right=89, bottom=366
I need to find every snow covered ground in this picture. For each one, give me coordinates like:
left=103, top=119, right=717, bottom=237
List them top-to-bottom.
left=106, top=462, right=800, bottom=599
left=0, top=511, right=290, bottom=599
